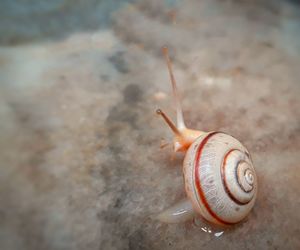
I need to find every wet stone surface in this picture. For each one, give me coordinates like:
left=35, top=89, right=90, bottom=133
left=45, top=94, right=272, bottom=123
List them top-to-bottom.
left=0, top=0, right=300, bottom=249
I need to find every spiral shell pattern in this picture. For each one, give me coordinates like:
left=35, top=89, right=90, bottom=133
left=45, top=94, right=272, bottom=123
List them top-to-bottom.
left=183, top=132, right=257, bottom=225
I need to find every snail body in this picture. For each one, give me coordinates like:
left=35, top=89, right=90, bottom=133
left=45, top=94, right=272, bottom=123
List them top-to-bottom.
left=156, top=47, right=257, bottom=226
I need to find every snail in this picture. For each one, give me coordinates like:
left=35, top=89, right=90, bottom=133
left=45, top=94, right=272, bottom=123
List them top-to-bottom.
left=155, top=47, right=257, bottom=225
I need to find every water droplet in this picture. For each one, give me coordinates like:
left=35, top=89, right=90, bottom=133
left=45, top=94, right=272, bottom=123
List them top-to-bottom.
left=214, top=231, right=224, bottom=237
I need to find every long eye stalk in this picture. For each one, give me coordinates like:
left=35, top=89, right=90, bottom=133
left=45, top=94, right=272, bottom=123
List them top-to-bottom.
left=156, top=46, right=204, bottom=152
left=162, top=46, right=186, bottom=130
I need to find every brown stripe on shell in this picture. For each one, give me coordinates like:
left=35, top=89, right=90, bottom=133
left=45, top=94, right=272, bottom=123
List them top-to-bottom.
left=194, top=132, right=235, bottom=225
left=221, top=150, right=251, bottom=205
left=236, top=160, right=254, bottom=193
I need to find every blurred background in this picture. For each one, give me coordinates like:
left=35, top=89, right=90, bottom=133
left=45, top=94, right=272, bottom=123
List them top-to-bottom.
left=0, top=0, right=299, bottom=249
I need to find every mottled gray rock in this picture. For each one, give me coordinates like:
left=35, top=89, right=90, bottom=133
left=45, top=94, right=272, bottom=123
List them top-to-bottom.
left=0, top=0, right=300, bottom=249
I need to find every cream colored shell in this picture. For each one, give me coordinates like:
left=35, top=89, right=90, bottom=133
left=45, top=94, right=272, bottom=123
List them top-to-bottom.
left=183, top=132, right=257, bottom=225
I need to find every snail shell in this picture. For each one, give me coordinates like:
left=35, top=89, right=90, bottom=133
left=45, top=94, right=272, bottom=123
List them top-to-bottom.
left=183, top=132, right=257, bottom=225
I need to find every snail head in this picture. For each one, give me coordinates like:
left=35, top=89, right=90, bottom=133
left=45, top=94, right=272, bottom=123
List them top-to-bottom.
left=156, top=47, right=204, bottom=152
